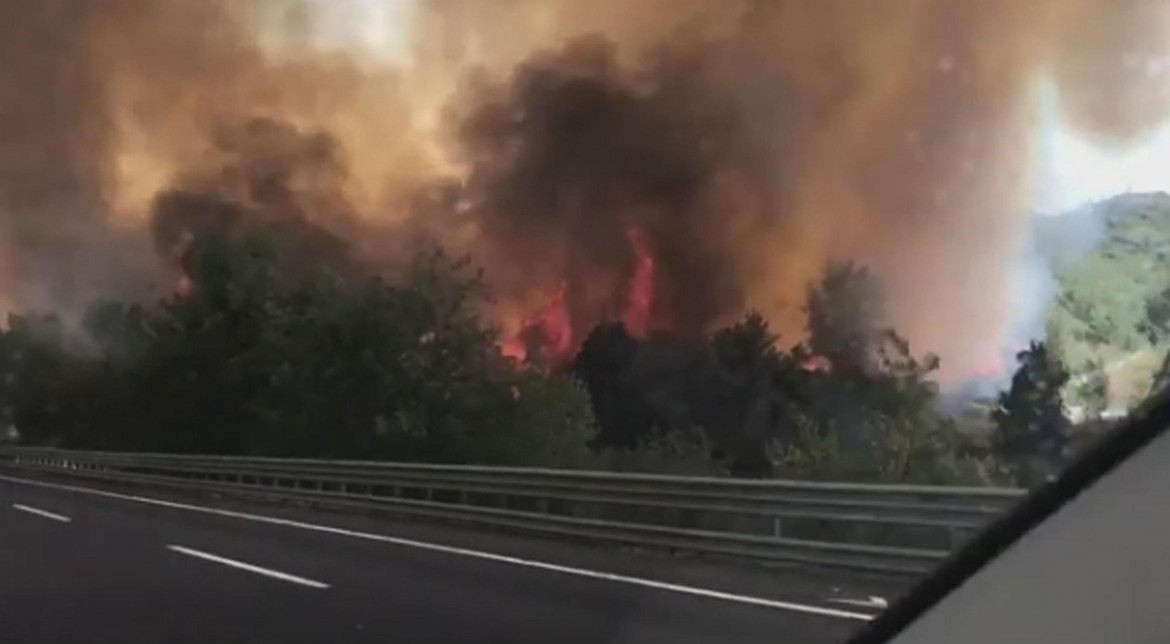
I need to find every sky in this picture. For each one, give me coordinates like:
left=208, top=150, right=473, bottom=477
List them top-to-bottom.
left=297, top=0, right=415, bottom=63
left=1031, top=68, right=1170, bottom=215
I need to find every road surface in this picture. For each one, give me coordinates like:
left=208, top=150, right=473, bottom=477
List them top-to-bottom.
left=0, top=472, right=897, bottom=643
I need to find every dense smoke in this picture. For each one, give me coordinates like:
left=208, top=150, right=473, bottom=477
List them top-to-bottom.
left=1, top=0, right=1170, bottom=379
left=150, top=117, right=362, bottom=282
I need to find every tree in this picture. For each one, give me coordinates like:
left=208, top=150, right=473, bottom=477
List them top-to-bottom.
left=1040, top=193, right=1170, bottom=398
left=0, top=228, right=1017, bottom=485
left=0, top=232, right=600, bottom=469
left=805, top=261, right=886, bottom=374
left=1143, top=285, right=1170, bottom=397
left=708, top=311, right=800, bottom=477
left=570, top=322, right=653, bottom=450
left=788, top=329, right=969, bottom=483
left=991, top=341, right=1072, bottom=485
left=1070, top=358, right=1109, bottom=420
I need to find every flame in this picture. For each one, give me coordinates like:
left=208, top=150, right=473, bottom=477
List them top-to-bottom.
left=4, top=1, right=1170, bottom=381
left=501, top=225, right=659, bottom=365
left=622, top=225, right=655, bottom=336
left=175, top=276, right=194, bottom=298
left=499, top=281, right=575, bottom=365
left=536, top=281, right=574, bottom=359
left=500, top=336, right=527, bottom=362
left=802, top=355, right=832, bottom=373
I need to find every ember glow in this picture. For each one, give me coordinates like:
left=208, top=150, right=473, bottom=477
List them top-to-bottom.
left=621, top=226, right=656, bottom=338
left=175, top=276, right=195, bottom=299
left=502, top=282, right=575, bottom=365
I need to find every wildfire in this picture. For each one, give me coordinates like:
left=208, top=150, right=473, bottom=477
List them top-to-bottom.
left=500, top=225, right=657, bottom=366
left=621, top=226, right=655, bottom=336
left=175, top=276, right=194, bottom=298
left=500, top=281, right=574, bottom=365
left=536, top=282, right=575, bottom=359
left=500, top=336, right=526, bottom=362
left=801, top=355, right=832, bottom=373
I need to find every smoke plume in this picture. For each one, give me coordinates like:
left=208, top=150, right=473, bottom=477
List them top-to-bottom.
left=1, top=0, right=1170, bottom=379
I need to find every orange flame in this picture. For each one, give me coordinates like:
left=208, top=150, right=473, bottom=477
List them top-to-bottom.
left=622, top=225, right=655, bottom=336
left=502, top=226, right=659, bottom=365
left=175, top=276, right=194, bottom=298
left=499, top=281, right=575, bottom=365
left=538, top=281, right=574, bottom=359
left=500, top=336, right=527, bottom=362
left=802, top=355, right=832, bottom=373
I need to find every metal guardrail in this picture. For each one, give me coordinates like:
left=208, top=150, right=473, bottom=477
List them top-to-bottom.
left=0, top=446, right=1026, bottom=575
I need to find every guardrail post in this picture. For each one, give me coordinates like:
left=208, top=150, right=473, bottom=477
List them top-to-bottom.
left=772, top=517, right=783, bottom=538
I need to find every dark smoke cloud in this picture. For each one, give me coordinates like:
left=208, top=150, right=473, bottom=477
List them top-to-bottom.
left=426, top=0, right=1170, bottom=378
left=445, top=35, right=776, bottom=338
left=150, top=117, right=360, bottom=281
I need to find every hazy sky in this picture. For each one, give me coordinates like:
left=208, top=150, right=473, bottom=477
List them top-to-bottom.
left=272, top=0, right=415, bottom=62
left=1032, top=72, right=1170, bottom=215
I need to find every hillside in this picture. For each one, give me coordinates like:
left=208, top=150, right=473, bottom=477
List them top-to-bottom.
left=1036, top=192, right=1170, bottom=412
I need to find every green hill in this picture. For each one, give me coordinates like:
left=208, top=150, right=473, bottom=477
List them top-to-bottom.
left=1036, top=192, right=1170, bottom=411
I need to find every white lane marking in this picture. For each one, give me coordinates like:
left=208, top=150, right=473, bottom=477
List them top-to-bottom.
left=0, top=474, right=871, bottom=621
left=12, top=503, right=71, bottom=523
left=167, top=544, right=331, bottom=589
left=828, top=596, right=889, bottom=610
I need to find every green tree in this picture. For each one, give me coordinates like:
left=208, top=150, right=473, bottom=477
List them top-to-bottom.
left=1040, top=193, right=1170, bottom=397
left=0, top=232, right=600, bottom=469
left=805, top=261, right=886, bottom=374
left=708, top=313, right=778, bottom=476
left=570, top=322, right=656, bottom=450
left=794, top=330, right=965, bottom=483
left=991, top=341, right=1072, bottom=485
left=1070, top=358, right=1110, bottom=420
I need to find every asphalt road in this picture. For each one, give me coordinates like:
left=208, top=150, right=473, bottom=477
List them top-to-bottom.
left=0, top=472, right=897, bottom=643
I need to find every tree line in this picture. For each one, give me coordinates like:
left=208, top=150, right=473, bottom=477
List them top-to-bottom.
left=0, top=229, right=1079, bottom=486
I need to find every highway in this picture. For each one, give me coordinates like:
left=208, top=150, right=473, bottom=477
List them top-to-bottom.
left=0, top=472, right=899, bottom=643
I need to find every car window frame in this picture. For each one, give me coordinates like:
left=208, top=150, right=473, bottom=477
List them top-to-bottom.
left=847, top=387, right=1170, bottom=644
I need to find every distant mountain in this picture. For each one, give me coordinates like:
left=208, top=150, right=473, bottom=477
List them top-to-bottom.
left=1033, top=191, right=1170, bottom=272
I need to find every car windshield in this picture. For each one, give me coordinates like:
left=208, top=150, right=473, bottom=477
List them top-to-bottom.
left=0, top=2, right=1167, bottom=643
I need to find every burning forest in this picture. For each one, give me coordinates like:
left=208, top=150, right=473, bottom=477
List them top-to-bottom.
left=2, top=0, right=1170, bottom=381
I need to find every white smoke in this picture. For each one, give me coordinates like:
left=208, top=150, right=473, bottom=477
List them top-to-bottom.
left=994, top=67, right=1170, bottom=386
